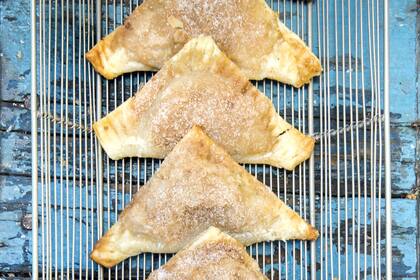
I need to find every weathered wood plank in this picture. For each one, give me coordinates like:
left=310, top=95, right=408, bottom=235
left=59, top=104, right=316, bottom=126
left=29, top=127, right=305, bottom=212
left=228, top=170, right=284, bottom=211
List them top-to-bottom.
left=0, top=0, right=31, bottom=103
left=388, top=0, right=418, bottom=125
left=0, top=102, right=31, bottom=133
left=0, top=126, right=416, bottom=198
left=0, top=132, right=32, bottom=176
left=0, top=175, right=32, bottom=273
left=311, top=198, right=418, bottom=278
left=391, top=199, right=418, bottom=278
left=0, top=211, right=32, bottom=273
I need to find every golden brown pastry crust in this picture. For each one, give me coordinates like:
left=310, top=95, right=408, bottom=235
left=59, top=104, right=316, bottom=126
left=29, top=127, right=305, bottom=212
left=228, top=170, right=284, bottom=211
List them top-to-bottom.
left=86, top=0, right=321, bottom=86
left=93, top=36, right=315, bottom=170
left=90, top=126, right=318, bottom=268
left=146, top=227, right=268, bottom=280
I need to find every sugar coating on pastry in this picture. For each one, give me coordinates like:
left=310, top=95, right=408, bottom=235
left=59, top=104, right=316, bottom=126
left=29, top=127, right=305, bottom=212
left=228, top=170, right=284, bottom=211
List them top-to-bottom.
left=86, top=0, right=322, bottom=86
left=93, top=36, right=315, bottom=170
left=90, top=126, right=318, bottom=268
left=147, top=227, right=268, bottom=280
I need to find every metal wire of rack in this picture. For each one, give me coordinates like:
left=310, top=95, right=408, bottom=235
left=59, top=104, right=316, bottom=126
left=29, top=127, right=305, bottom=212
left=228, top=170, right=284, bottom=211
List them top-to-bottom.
left=31, top=0, right=392, bottom=279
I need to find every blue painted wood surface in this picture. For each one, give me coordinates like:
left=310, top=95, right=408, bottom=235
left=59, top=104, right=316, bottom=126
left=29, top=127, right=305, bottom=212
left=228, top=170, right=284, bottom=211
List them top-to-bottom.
left=0, top=0, right=418, bottom=278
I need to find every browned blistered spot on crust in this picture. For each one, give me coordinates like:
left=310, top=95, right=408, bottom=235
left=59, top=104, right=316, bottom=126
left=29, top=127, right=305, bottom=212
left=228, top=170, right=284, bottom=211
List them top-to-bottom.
left=124, top=19, right=133, bottom=30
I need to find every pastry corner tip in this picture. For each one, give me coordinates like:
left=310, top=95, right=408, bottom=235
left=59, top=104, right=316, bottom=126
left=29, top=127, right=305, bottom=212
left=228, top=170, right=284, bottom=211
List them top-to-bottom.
left=269, top=19, right=323, bottom=87
left=174, top=35, right=225, bottom=66
left=85, top=43, right=119, bottom=80
left=85, top=44, right=103, bottom=70
left=85, top=46, right=97, bottom=62
left=292, top=55, right=323, bottom=88
left=91, top=99, right=142, bottom=160
left=91, top=121, right=99, bottom=134
left=91, top=121, right=116, bottom=159
left=190, top=124, right=204, bottom=133
left=179, top=125, right=215, bottom=149
left=189, top=125, right=209, bottom=137
left=270, top=127, right=315, bottom=170
left=305, top=135, right=316, bottom=155
left=306, top=225, right=319, bottom=241
left=195, top=226, right=223, bottom=241
left=90, top=228, right=130, bottom=268
left=90, top=244, right=116, bottom=268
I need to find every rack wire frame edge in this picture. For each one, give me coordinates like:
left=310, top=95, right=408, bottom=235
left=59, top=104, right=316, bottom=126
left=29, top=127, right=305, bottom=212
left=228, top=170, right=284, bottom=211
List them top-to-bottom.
left=29, top=0, right=394, bottom=278
left=31, top=0, right=39, bottom=278
left=383, top=0, right=392, bottom=278
left=307, top=1, right=317, bottom=279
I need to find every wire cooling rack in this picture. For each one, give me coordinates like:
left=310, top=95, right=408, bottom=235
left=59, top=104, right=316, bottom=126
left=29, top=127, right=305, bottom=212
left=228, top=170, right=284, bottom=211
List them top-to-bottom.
left=31, top=0, right=392, bottom=279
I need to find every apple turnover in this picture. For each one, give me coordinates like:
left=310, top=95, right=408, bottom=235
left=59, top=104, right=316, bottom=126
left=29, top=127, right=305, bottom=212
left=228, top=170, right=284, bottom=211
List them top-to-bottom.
left=86, top=0, right=322, bottom=87
left=93, top=36, right=315, bottom=170
left=90, top=126, right=318, bottom=268
left=147, top=227, right=268, bottom=280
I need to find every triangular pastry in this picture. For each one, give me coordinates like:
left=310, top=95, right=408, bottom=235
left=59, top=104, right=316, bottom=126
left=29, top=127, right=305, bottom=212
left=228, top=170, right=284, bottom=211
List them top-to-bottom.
left=86, top=0, right=322, bottom=87
left=93, top=36, right=315, bottom=170
left=90, top=126, right=318, bottom=268
left=146, top=227, right=268, bottom=280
